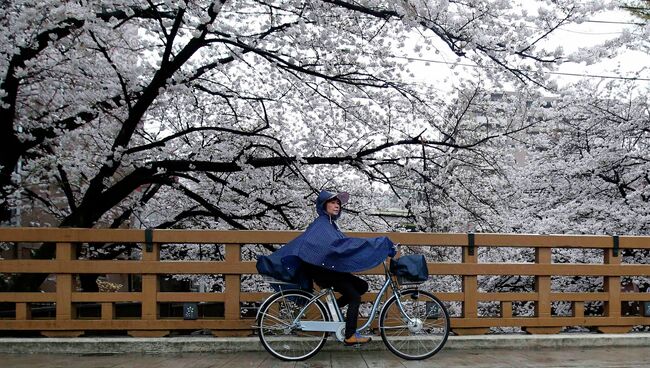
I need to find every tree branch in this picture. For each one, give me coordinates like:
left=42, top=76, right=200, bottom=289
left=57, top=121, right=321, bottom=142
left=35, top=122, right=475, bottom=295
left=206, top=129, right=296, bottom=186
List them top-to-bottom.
left=56, top=164, right=77, bottom=213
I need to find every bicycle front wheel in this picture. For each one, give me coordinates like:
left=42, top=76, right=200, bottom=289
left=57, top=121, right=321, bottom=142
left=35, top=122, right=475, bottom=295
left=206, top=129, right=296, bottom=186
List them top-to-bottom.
left=257, top=289, right=329, bottom=361
left=379, top=289, right=450, bottom=360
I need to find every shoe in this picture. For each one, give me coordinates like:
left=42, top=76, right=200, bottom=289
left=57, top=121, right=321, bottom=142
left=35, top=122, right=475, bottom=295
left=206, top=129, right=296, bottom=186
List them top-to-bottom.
left=344, top=332, right=372, bottom=346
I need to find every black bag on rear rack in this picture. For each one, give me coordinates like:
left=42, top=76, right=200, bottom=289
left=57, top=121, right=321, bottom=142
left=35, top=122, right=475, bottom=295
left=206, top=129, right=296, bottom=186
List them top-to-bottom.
left=390, top=254, right=428, bottom=283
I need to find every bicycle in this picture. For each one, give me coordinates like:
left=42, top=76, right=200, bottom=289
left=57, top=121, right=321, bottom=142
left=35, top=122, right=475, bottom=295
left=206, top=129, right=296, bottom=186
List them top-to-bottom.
left=254, top=255, right=450, bottom=361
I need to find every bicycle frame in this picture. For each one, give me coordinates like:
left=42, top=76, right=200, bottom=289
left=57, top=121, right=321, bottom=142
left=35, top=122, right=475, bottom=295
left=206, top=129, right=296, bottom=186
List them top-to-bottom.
left=286, top=260, right=417, bottom=335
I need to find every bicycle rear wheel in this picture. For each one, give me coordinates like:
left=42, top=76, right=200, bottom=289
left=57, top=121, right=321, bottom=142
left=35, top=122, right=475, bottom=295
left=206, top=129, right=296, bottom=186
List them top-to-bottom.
left=257, top=289, right=329, bottom=361
left=379, top=289, right=450, bottom=360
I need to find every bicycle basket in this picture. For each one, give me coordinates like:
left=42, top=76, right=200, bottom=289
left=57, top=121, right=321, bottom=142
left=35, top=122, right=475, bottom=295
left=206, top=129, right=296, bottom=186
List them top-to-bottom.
left=390, top=254, right=428, bottom=284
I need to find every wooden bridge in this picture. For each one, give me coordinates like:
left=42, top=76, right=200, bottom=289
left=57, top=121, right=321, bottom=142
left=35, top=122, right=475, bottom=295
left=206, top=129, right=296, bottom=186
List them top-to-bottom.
left=0, top=228, right=648, bottom=337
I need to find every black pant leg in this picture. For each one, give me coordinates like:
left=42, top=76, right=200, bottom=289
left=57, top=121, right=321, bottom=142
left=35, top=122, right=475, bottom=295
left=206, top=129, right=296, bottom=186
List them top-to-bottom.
left=336, top=274, right=368, bottom=308
left=351, top=274, right=369, bottom=295
left=330, top=279, right=362, bottom=338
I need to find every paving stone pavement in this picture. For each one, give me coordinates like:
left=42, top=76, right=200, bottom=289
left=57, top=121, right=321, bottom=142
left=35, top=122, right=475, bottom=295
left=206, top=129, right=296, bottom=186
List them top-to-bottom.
left=2, top=346, right=650, bottom=368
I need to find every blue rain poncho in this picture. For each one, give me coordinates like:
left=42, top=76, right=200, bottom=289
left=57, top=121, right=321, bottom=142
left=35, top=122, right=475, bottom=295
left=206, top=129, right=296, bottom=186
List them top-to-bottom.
left=256, top=190, right=396, bottom=288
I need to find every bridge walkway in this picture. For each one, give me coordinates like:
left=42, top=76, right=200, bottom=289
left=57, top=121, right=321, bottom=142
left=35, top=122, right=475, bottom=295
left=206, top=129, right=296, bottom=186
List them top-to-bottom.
left=2, top=346, right=650, bottom=368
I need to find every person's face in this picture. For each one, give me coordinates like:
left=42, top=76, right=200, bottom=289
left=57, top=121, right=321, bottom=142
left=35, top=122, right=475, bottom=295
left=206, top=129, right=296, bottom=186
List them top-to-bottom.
left=325, top=199, right=341, bottom=216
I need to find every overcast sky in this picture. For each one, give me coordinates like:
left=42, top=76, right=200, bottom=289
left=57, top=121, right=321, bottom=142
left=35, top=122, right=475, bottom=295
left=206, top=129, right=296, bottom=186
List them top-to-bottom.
left=399, top=6, right=649, bottom=94
left=549, top=8, right=649, bottom=85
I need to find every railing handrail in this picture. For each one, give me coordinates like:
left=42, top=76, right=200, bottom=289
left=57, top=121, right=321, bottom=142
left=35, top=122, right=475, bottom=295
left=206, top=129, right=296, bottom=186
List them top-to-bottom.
left=1, top=227, right=648, bottom=248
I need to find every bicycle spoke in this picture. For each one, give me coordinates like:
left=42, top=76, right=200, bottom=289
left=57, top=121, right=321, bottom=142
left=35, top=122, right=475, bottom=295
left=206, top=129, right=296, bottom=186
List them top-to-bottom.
left=258, top=312, right=293, bottom=327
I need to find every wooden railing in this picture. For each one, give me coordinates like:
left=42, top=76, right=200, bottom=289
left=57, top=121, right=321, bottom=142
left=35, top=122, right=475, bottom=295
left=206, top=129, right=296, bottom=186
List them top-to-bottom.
left=0, top=228, right=648, bottom=337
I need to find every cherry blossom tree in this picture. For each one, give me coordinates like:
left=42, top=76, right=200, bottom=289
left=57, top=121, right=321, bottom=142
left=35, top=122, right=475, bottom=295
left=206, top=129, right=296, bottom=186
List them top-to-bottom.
left=1, top=0, right=641, bottom=291
left=484, top=81, right=650, bottom=323
left=499, top=81, right=649, bottom=235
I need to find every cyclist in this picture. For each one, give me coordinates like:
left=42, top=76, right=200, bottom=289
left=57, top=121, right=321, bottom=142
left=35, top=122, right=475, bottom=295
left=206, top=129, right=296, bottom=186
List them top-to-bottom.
left=257, top=190, right=396, bottom=345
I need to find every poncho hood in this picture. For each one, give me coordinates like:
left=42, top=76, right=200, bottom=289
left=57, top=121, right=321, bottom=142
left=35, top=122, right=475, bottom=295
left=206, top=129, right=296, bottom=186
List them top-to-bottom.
left=315, top=190, right=349, bottom=221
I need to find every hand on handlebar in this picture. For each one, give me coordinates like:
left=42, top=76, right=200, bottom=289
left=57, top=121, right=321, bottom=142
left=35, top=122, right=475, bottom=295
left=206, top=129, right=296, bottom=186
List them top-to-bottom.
left=392, top=243, right=401, bottom=258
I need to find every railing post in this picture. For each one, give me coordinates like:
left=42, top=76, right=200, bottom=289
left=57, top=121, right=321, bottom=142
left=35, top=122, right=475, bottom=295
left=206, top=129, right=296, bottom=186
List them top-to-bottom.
left=454, top=234, right=488, bottom=335
left=129, top=238, right=168, bottom=337
left=141, top=241, right=160, bottom=320
left=41, top=242, right=82, bottom=337
left=56, top=242, right=75, bottom=320
left=213, top=243, right=245, bottom=337
left=524, top=247, right=560, bottom=334
left=535, top=247, right=552, bottom=318
left=599, top=247, right=631, bottom=333
left=501, top=301, right=513, bottom=318
left=573, top=301, right=584, bottom=318
left=16, top=302, right=31, bottom=320
left=101, top=303, right=114, bottom=320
